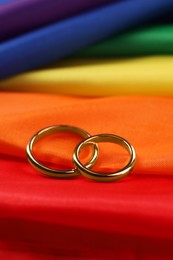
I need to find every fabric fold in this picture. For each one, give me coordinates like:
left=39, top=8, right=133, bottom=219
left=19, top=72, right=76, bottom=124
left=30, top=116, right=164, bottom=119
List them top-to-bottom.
left=0, top=0, right=115, bottom=42
left=1, top=0, right=173, bottom=78
left=75, top=25, right=173, bottom=57
left=1, top=56, right=173, bottom=96
left=0, top=93, right=173, bottom=258
left=0, top=93, right=173, bottom=174
left=1, top=155, right=173, bottom=259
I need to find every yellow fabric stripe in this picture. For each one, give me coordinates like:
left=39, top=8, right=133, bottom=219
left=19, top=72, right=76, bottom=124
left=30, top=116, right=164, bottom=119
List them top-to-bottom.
left=1, top=56, right=173, bottom=96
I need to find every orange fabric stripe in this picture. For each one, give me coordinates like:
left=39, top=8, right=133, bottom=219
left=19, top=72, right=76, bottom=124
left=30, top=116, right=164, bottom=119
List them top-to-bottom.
left=0, top=93, right=172, bottom=175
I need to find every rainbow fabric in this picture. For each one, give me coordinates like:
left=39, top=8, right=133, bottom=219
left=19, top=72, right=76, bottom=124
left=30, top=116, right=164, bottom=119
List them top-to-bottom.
left=0, top=0, right=173, bottom=259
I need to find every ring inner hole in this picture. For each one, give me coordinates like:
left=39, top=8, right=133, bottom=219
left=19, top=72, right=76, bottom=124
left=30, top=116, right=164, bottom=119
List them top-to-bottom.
left=32, top=132, right=92, bottom=170
left=79, top=142, right=130, bottom=173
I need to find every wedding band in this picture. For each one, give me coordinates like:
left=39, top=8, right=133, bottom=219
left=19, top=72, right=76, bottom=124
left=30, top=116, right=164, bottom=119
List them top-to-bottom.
left=26, top=125, right=98, bottom=178
left=73, top=134, right=136, bottom=182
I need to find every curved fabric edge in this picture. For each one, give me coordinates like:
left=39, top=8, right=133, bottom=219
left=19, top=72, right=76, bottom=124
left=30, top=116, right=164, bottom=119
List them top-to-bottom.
left=0, top=0, right=115, bottom=42
left=1, top=0, right=173, bottom=78
left=75, top=25, right=173, bottom=57
left=1, top=56, right=173, bottom=96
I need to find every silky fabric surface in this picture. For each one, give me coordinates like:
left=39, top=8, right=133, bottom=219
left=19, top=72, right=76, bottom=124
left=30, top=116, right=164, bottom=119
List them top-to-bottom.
left=0, top=0, right=116, bottom=42
left=0, top=0, right=13, bottom=4
left=1, top=0, right=173, bottom=78
left=76, top=25, right=173, bottom=57
left=1, top=56, right=173, bottom=96
left=0, top=93, right=173, bottom=259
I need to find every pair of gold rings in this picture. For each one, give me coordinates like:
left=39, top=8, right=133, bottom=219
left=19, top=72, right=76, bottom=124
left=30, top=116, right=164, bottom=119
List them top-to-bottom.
left=26, top=125, right=136, bottom=182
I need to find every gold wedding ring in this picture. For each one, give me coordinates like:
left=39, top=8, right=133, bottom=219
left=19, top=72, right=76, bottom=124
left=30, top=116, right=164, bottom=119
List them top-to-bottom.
left=26, top=125, right=98, bottom=178
left=73, top=134, right=136, bottom=182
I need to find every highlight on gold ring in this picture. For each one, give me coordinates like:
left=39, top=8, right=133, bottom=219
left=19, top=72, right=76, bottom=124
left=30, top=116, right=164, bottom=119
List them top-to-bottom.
left=26, top=125, right=98, bottom=178
left=73, top=133, right=136, bottom=182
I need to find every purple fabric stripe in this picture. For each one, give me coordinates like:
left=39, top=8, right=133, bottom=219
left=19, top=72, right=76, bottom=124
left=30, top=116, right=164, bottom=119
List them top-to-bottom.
left=0, top=0, right=116, bottom=41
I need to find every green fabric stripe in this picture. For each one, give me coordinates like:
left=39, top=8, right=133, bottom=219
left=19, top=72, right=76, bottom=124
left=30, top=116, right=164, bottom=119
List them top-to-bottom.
left=75, top=25, right=173, bottom=57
